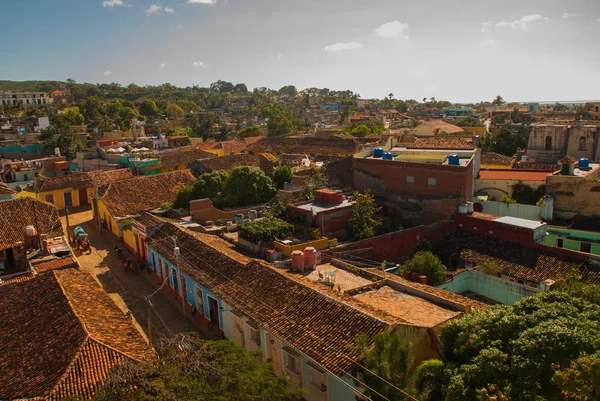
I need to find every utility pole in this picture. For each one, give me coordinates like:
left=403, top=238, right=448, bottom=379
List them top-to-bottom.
left=94, top=180, right=102, bottom=233
left=173, top=236, right=187, bottom=322
left=146, top=297, right=152, bottom=345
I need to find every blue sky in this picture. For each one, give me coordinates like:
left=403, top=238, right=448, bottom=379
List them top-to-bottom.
left=2, top=0, right=600, bottom=102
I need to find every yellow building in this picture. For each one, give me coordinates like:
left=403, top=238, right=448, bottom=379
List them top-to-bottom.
left=96, top=170, right=196, bottom=254
left=35, top=174, right=93, bottom=210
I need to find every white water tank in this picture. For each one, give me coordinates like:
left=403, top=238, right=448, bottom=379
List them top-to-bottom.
left=54, top=147, right=61, bottom=157
left=458, top=203, right=468, bottom=215
left=248, top=210, right=258, bottom=220
left=25, top=225, right=38, bottom=236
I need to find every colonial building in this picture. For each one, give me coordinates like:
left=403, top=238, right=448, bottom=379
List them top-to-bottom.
left=525, top=123, right=600, bottom=164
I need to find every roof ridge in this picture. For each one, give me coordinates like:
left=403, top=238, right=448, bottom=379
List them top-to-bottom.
left=48, top=335, right=93, bottom=399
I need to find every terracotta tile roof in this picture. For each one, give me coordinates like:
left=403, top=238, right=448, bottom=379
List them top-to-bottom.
left=415, top=120, right=465, bottom=135
left=243, top=135, right=267, bottom=146
left=247, top=136, right=359, bottom=155
left=409, top=137, right=475, bottom=150
left=198, top=140, right=247, bottom=154
left=158, top=149, right=216, bottom=169
left=480, top=152, right=514, bottom=166
left=190, top=154, right=257, bottom=175
left=514, top=163, right=559, bottom=171
left=86, top=169, right=134, bottom=188
left=86, top=169, right=135, bottom=197
left=101, top=170, right=196, bottom=217
left=478, top=170, right=550, bottom=181
left=37, top=174, right=92, bottom=193
left=0, top=185, right=16, bottom=195
left=0, top=197, right=64, bottom=250
left=147, top=223, right=390, bottom=374
left=435, top=231, right=599, bottom=285
left=31, top=255, right=78, bottom=273
left=0, top=268, right=154, bottom=401
left=0, top=272, right=35, bottom=286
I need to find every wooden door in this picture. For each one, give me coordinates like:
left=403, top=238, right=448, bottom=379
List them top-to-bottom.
left=78, top=188, right=88, bottom=205
left=64, top=191, right=73, bottom=207
left=208, top=296, right=220, bottom=328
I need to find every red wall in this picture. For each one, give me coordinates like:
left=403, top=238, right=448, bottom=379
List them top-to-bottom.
left=353, top=157, right=474, bottom=200
left=454, top=214, right=537, bottom=246
left=330, top=221, right=454, bottom=262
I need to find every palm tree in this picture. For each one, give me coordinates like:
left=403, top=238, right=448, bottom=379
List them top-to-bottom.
left=388, top=93, right=394, bottom=99
left=492, top=95, right=504, bottom=106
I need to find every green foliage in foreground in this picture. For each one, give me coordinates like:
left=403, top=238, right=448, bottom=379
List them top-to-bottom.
left=238, top=216, right=293, bottom=243
left=398, top=251, right=447, bottom=286
left=415, top=292, right=600, bottom=401
left=96, top=334, right=301, bottom=401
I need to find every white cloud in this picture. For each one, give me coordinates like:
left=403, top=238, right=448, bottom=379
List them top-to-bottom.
left=102, top=0, right=126, bottom=7
left=187, top=0, right=216, bottom=4
left=146, top=4, right=162, bottom=15
left=165, top=6, right=175, bottom=13
left=561, top=12, right=576, bottom=19
left=495, top=14, right=546, bottom=29
left=373, top=20, right=409, bottom=39
left=481, top=21, right=492, bottom=33
left=483, top=39, right=496, bottom=46
left=321, top=41, right=363, bottom=52
left=277, top=53, right=283, bottom=59
left=191, top=60, right=205, bottom=69
left=159, top=63, right=166, bottom=67
left=104, top=70, right=113, bottom=76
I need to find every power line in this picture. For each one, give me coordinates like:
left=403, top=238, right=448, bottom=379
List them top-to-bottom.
left=147, top=227, right=418, bottom=401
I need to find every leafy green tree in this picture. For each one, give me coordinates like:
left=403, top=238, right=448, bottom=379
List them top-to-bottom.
left=210, top=80, right=234, bottom=93
left=233, top=83, right=248, bottom=94
left=278, top=85, right=298, bottom=98
left=492, top=95, right=505, bottom=106
left=139, top=99, right=159, bottom=118
left=175, top=100, right=200, bottom=113
left=165, top=103, right=184, bottom=120
left=262, top=104, right=294, bottom=137
left=52, top=107, right=84, bottom=126
left=455, top=116, right=482, bottom=127
left=39, top=124, right=85, bottom=160
left=349, top=124, right=371, bottom=137
left=239, top=126, right=264, bottom=138
left=481, top=126, right=528, bottom=157
left=272, top=165, right=292, bottom=189
left=219, top=166, right=276, bottom=208
left=300, top=168, right=329, bottom=200
left=511, top=181, right=545, bottom=205
left=348, top=190, right=382, bottom=241
left=238, top=216, right=293, bottom=243
left=399, top=251, right=446, bottom=285
left=422, top=292, right=600, bottom=401
left=355, top=331, right=412, bottom=401
left=96, top=333, right=300, bottom=401
left=552, top=351, right=600, bottom=399
left=415, top=359, right=447, bottom=401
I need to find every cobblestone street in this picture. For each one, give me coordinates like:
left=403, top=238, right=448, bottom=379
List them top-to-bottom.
left=61, top=208, right=210, bottom=346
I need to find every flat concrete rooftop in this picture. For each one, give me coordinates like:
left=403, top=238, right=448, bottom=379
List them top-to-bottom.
left=353, top=285, right=461, bottom=326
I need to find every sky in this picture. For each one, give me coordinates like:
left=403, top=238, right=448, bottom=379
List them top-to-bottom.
left=2, top=0, right=600, bottom=103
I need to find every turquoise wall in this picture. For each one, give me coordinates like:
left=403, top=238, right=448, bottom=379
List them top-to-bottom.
left=544, top=226, right=600, bottom=255
left=439, top=270, right=538, bottom=305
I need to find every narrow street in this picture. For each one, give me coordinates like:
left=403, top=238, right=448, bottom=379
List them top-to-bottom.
left=61, top=208, right=208, bottom=346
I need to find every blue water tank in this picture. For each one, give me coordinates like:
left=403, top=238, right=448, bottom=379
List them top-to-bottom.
left=373, top=147, right=384, bottom=158
left=382, top=152, right=393, bottom=160
left=448, top=154, right=460, bottom=165
left=579, top=158, right=590, bottom=168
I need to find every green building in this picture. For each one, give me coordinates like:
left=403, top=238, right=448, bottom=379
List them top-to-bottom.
left=544, top=226, right=600, bottom=255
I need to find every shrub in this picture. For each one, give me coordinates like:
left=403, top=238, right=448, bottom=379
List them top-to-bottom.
left=238, top=217, right=293, bottom=243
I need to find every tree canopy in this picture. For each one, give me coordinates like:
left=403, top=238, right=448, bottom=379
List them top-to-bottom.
left=271, top=165, right=292, bottom=189
left=174, top=166, right=276, bottom=209
left=348, top=190, right=382, bottom=241
left=238, top=216, right=293, bottom=243
left=399, top=251, right=446, bottom=286
left=415, top=292, right=600, bottom=401
left=96, top=333, right=300, bottom=401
